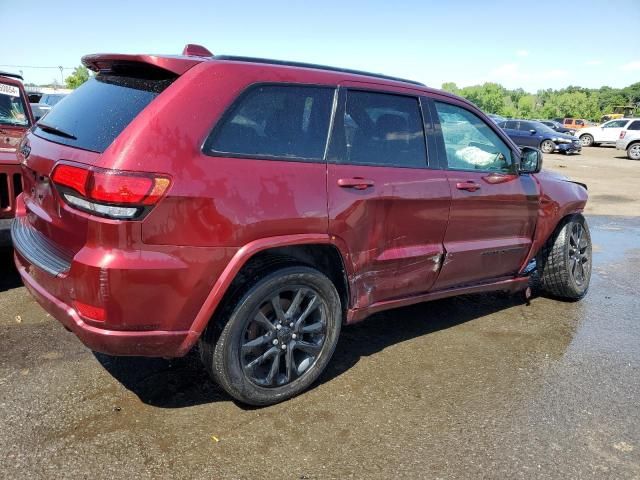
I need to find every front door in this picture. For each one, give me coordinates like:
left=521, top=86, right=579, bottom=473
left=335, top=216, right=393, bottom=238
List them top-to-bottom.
left=328, top=86, right=451, bottom=308
left=429, top=100, right=539, bottom=289
left=598, top=119, right=629, bottom=143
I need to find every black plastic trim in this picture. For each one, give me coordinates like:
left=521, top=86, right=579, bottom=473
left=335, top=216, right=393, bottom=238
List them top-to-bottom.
left=11, top=216, right=72, bottom=276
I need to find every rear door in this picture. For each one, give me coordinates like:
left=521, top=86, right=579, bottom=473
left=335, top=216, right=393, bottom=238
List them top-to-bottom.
left=327, top=85, right=451, bottom=308
left=429, top=99, right=538, bottom=289
left=515, top=121, right=542, bottom=147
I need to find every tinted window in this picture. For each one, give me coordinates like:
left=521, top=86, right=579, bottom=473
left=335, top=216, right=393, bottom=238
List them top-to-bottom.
left=34, top=75, right=173, bottom=153
left=207, top=85, right=334, bottom=160
left=338, top=90, right=426, bottom=168
left=435, top=102, right=512, bottom=172
left=503, top=120, right=518, bottom=129
left=576, top=120, right=584, bottom=126
left=628, top=120, right=640, bottom=131
left=517, top=121, right=535, bottom=131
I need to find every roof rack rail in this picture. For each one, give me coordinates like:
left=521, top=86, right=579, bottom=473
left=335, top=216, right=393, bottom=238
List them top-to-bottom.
left=213, top=55, right=425, bottom=87
left=0, top=71, right=24, bottom=80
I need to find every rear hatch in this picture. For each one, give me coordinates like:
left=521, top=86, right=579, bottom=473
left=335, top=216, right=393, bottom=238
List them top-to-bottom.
left=18, top=57, right=198, bottom=262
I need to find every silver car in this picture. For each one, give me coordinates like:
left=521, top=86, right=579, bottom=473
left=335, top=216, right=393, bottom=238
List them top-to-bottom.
left=615, top=119, right=640, bottom=160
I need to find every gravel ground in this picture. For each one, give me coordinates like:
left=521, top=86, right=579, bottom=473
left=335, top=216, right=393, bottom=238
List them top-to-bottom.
left=0, top=146, right=638, bottom=479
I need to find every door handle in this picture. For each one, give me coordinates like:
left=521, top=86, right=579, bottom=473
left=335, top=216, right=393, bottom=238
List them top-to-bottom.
left=337, top=177, right=375, bottom=190
left=456, top=181, right=481, bottom=192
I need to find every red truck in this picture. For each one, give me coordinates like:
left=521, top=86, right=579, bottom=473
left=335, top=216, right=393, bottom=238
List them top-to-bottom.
left=12, top=46, right=591, bottom=405
left=1, top=72, right=32, bottom=244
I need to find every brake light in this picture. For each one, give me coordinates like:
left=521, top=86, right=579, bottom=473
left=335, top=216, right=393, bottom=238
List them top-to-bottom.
left=620, top=131, right=626, bottom=139
left=51, top=164, right=170, bottom=219
left=73, top=300, right=105, bottom=322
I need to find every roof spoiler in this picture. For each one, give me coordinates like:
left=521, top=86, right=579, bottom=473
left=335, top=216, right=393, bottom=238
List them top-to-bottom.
left=182, top=44, right=213, bottom=57
left=82, top=53, right=202, bottom=76
left=0, top=71, right=24, bottom=81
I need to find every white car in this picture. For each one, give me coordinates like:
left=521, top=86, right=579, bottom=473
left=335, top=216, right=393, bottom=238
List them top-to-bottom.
left=578, top=118, right=640, bottom=147
left=615, top=119, right=640, bottom=160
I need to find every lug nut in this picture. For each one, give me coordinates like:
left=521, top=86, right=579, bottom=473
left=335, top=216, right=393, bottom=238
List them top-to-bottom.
left=289, top=322, right=294, bottom=328
left=276, top=324, right=282, bottom=330
left=292, top=333, right=297, bottom=339
left=273, top=339, right=279, bottom=345
left=281, top=344, right=287, bottom=350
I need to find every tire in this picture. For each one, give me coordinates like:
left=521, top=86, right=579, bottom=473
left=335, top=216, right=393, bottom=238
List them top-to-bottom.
left=580, top=134, right=594, bottom=147
left=540, top=139, right=556, bottom=154
left=627, top=142, right=640, bottom=160
left=536, top=215, right=592, bottom=300
left=200, top=266, right=342, bottom=406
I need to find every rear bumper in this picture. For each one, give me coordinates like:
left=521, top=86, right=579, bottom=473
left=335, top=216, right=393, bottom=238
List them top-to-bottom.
left=15, top=250, right=192, bottom=357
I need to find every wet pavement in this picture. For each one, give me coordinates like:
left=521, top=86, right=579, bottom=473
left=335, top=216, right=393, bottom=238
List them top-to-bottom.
left=0, top=215, right=639, bottom=479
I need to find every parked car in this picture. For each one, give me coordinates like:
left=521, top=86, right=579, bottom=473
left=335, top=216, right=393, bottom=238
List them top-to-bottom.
left=12, top=45, right=592, bottom=405
left=0, top=71, right=32, bottom=244
left=31, top=92, right=68, bottom=120
left=487, top=113, right=506, bottom=124
left=562, top=118, right=589, bottom=130
left=578, top=118, right=640, bottom=147
left=615, top=119, right=640, bottom=160
left=498, top=120, right=582, bottom=154
left=537, top=120, right=575, bottom=136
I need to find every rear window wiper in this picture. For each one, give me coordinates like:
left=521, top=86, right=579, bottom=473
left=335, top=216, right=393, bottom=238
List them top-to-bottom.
left=37, top=122, right=77, bottom=140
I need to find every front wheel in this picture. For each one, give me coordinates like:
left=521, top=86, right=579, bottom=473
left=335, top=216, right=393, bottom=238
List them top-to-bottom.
left=580, top=134, right=594, bottom=147
left=540, top=139, right=556, bottom=154
left=627, top=142, right=640, bottom=160
left=537, top=215, right=592, bottom=300
left=200, top=266, right=342, bottom=406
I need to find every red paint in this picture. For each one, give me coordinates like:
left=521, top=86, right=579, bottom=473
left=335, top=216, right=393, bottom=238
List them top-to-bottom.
left=12, top=50, right=587, bottom=357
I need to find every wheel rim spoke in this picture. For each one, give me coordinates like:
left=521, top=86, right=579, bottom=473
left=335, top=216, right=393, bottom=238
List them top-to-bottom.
left=286, top=289, right=305, bottom=319
left=271, top=295, right=286, bottom=324
left=294, top=295, right=319, bottom=330
left=253, top=311, right=275, bottom=331
left=301, top=321, right=324, bottom=334
left=242, top=334, right=272, bottom=352
left=294, top=340, right=321, bottom=356
left=285, top=343, right=297, bottom=382
left=246, top=346, right=279, bottom=371
left=265, top=352, right=281, bottom=385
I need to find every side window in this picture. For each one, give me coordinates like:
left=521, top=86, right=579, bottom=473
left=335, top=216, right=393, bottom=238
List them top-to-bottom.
left=206, top=85, right=334, bottom=160
left=340, top=90, right=427, bottom=168
left=434, top=102, right=513, bottom=172
left=503, top=120, right=518, bottom=129
left=576, top=120, right=585, bottom=126
left=604, top=120, right=628, bottom=128
left=628, top=120, right=640, bottom=131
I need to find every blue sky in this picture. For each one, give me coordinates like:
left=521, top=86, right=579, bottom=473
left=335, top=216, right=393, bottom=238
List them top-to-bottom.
left=2, top=0, right=639, bottom=92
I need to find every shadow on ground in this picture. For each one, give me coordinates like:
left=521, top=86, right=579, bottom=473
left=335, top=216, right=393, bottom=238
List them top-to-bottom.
left=0, top=247, right=21, bottom=292
left=96, top=292, right=528, bottom=409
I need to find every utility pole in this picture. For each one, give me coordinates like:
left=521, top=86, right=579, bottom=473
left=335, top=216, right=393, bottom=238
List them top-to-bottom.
left=58, top=66, right=64, bottom=87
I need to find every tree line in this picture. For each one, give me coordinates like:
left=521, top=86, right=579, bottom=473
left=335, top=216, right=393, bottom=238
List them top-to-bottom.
left=441, top=81, right=640, bottom=121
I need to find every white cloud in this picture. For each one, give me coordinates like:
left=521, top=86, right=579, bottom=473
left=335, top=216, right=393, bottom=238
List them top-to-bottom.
left=516, top=50, right=529, bottom=57
left=585, top=59, right=602, bottom=66
left=621, top=61, right=640, bottom=71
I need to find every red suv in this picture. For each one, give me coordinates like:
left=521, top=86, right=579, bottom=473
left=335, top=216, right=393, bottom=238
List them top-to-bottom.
left=12, top=45, right=592, bottom=405
left=1, top=72, right=32, bottom=244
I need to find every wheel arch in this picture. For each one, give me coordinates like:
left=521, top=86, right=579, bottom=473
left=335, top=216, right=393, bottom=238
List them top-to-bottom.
left=177, top=234, right=351, bottom=354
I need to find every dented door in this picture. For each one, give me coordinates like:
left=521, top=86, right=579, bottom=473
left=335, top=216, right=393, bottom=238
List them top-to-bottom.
left=327, top=86, right=451, bottom=308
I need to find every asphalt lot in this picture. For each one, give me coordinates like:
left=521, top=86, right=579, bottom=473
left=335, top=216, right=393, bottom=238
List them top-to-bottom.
left=1, top=146, right=639, bottom=479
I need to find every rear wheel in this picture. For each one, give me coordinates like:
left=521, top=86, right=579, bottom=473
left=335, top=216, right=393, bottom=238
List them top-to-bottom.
left=580, top=134, right=594, bottom=147
left=540, top=140, right=556, bottom=154
left=627, top=142, right=640, bottom=160
left=537, top=215, right=592, bottom=300
left=200, top=266, right=342, bottom=406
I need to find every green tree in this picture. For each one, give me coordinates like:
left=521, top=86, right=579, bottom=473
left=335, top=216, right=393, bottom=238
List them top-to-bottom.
left=65, top=66, right=90, bottom=89
left=441, top=82, right=459, bottom=94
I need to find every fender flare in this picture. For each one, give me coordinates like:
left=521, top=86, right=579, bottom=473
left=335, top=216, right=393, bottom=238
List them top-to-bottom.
left=176, top=233, right=352, bottom=355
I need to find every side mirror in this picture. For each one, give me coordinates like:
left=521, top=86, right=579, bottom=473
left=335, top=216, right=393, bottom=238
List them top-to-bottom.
left=529, top=129, right=537, bottom=135
left=519, top=146, right=542, bottom=174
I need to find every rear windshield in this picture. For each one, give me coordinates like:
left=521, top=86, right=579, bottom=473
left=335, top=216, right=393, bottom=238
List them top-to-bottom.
left=34, top=74, right=173, bottom=153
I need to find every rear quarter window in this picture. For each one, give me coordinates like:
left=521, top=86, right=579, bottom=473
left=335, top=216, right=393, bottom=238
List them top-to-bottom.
left=34, top=74, right=173, bottom=153
left=205, top=85, right=335, bottom=161
left=628, top=121, right=640, bottom=131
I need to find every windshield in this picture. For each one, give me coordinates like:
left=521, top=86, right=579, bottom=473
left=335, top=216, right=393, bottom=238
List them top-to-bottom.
left=0, top=82, right=29, bottom=127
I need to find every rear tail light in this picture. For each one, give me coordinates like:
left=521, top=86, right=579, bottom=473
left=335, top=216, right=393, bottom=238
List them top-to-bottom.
left=620, top=131, right=626, bottom=139
left=51, top=164, right=170, bottom=219
left=73, top=300, right=106, bottom=322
